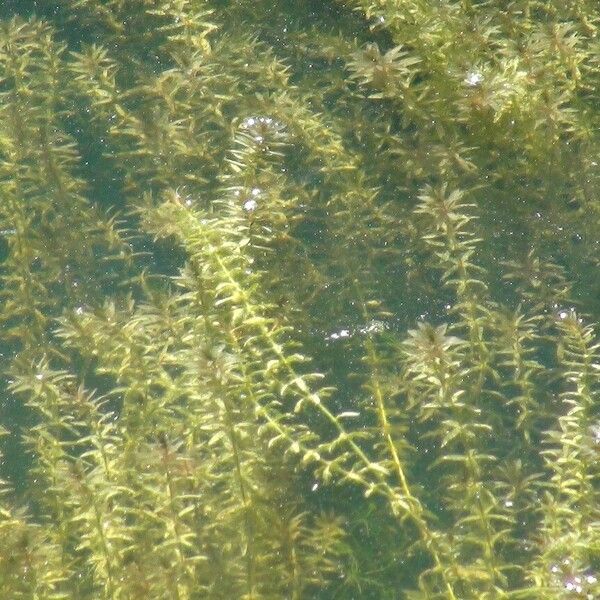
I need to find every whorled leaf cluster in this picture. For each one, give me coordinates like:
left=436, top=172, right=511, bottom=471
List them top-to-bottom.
left=0, top=0, right=599, bottom=598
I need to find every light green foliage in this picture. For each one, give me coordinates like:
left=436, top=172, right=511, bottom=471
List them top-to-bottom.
left=0, top=0, right=599, bottom=598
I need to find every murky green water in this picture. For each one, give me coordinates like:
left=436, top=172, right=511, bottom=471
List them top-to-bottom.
left=0, top=1, right=599, bottom=598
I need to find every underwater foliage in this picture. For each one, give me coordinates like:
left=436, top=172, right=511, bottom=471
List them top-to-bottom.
left=0, top=0, right=600, bottom=598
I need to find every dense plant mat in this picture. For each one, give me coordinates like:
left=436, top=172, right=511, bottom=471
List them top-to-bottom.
left=0, top=1, right=599, bottom=598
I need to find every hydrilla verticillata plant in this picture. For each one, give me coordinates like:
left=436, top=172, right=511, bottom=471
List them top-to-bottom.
left=0, top=1, right=599, bottom=598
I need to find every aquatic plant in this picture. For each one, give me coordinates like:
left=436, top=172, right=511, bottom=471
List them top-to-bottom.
left=0, top=0, right=599, bottom=598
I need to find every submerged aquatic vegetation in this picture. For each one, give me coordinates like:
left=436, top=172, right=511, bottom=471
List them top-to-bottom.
left=0, top=0, right=600, bottom=598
